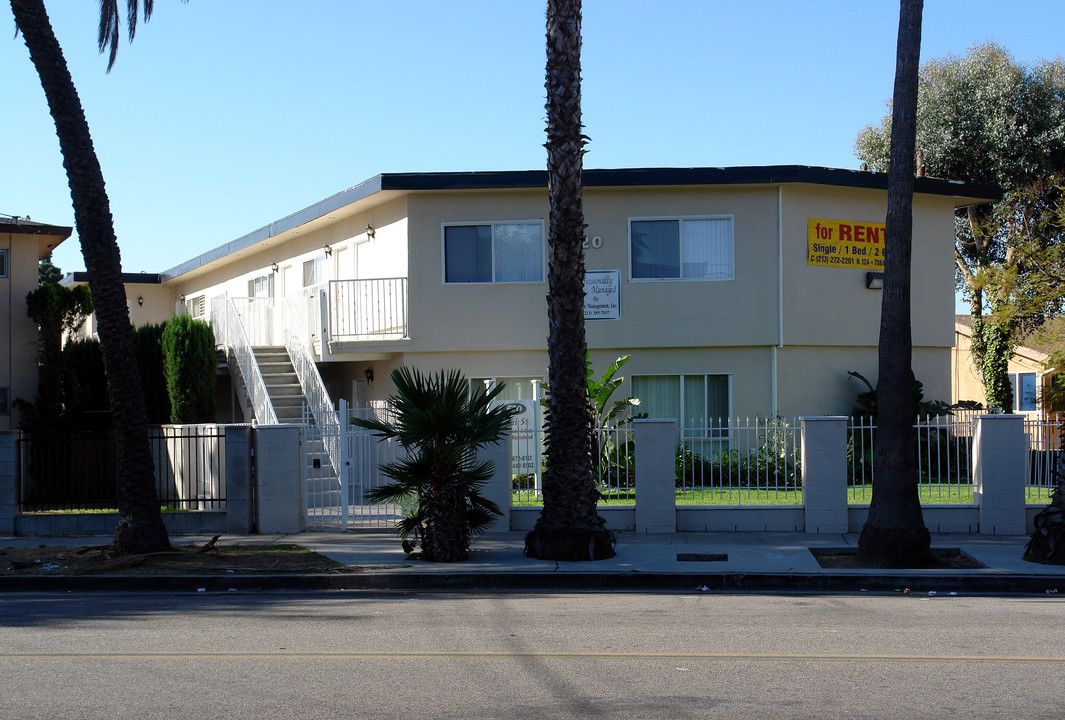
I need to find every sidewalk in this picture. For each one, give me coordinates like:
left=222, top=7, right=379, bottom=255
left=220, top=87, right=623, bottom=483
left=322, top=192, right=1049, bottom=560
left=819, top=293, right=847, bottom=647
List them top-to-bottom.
left=2, top=531, right=1063, bottom=594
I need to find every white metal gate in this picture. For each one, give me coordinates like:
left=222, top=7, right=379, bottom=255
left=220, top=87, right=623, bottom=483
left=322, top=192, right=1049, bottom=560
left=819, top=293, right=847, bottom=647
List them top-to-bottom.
left=304, top=401, right=407, bottom=531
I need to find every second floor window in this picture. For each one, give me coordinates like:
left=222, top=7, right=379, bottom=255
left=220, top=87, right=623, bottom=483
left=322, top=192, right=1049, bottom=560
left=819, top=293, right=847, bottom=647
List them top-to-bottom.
left=630, top=216, right=734, bottom=280
left=443, top=221, right=544, bottom=284
left=0, top=249, right=8, bottom=278
left=248, top=274, right=273, bottom=298
left=187, top=295, right=206, bottom=318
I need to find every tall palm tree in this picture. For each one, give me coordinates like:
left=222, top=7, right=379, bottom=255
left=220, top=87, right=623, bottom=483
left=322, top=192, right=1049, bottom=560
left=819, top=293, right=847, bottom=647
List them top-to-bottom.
left=11, top=0, right=170, bottom=554
left=525, top=0, right=615, bottom=561
left=857, top=0, right=932, bottom=567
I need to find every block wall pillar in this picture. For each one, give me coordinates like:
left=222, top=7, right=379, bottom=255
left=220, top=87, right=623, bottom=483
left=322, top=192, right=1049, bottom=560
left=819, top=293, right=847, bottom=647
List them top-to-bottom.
left=801, top=416, right=849, bottom=534
left=634, top=419, right=677, bottom=533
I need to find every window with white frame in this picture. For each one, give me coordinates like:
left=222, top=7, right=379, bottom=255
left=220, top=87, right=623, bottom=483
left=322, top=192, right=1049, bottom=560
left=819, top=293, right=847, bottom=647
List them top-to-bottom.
left=629, top=216, right=734, bottom=280
left=443, top=221, right=544, bottom=283
left=0, top=249, right=8, bottom=278
left=303, top=256, right=325, bottom=287
left=248, top=273, right=273, bottom=298
left=186, top=295, right=206, bottom=318
left=1009, top=371, right=1038, bottom=412
left=630, top=374, right=730, bottom=437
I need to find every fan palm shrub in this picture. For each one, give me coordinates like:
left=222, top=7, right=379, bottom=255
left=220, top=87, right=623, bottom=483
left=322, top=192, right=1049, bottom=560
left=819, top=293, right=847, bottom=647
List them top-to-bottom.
left=353, top=368, right=519, bottom=562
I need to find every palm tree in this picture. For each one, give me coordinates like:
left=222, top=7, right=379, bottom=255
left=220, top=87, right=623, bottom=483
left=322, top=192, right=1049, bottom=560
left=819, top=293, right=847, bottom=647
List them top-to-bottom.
left=11, top=0, right=169, bottom=554
left=524, top=0, right=615, bottom=561
left=857, top=0, right=932, bottom=567
left=354, top=368, right=518, bottom=562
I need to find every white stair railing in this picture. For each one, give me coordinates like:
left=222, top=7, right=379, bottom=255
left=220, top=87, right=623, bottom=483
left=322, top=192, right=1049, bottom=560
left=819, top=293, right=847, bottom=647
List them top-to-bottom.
left=284, top=294, right=341, bottom=474
left=211, top=295, right=278, bottom=425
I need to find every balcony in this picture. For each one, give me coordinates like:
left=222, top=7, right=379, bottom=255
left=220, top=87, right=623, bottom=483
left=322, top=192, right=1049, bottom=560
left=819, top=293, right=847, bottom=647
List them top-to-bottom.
left=326, top=277, right=408, bottom=354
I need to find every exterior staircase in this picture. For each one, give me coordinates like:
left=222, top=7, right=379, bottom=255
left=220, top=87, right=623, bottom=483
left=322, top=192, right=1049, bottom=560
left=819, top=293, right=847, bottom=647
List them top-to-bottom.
left=252, top=347, right=305, bottom=424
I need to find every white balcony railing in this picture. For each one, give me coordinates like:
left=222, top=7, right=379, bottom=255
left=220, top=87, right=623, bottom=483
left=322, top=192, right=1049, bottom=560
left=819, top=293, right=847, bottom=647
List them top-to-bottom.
left=328, top=278, right=407, bottom=341
left=284, top=294, right=341, bottom=473
left=210, top=296, right=278, bottom=425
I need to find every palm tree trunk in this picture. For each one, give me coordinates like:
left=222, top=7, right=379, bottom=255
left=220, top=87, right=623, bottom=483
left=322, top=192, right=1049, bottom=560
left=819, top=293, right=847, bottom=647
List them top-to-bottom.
left=12, top=0, right=170, bottom=554
left=525, top=0, right=614, bottom=561
left=858, top=0, right=931, bottom=567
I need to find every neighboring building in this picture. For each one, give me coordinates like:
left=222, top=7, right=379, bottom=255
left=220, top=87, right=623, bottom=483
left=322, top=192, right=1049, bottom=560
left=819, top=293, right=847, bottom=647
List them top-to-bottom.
left=75, top=166, right=998, bottom=426
left=0, top=218, right=73, bottom=430
left=953, top=314, right=1062, bottom=415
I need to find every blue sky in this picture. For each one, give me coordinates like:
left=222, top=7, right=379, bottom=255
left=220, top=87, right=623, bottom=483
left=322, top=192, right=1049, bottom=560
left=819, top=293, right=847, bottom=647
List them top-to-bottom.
left=5, top=0, right=1065, bottom=314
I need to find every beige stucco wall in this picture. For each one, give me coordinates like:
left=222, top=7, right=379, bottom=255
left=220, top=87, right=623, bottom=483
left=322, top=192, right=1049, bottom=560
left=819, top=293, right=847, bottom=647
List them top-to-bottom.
left=120, top=177, right=970, bottom=421
left=404, top=185, right=781, bottom=354
left=780, top=185, right=956, bottom=349
left=169, top=197, right=409, bottom=306
left=1, top=230, right=69, bottom=430
left=952, top=326, right=1048, bottom=408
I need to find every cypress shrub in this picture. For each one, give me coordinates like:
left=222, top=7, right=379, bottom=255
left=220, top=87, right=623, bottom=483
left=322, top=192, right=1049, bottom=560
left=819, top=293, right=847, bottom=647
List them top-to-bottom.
left=162, top=315, right=216, bottom=424
left=134, top=322, right=171, bottom=424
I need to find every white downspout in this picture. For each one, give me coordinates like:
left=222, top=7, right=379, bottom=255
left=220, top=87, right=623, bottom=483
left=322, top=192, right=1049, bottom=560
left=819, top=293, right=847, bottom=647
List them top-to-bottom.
left=773, top=186, right=784, bottom=417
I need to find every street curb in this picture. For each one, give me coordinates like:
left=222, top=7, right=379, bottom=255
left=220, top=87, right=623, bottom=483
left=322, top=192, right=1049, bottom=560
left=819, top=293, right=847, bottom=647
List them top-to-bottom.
left=1, top=571, right=1063, bottom=594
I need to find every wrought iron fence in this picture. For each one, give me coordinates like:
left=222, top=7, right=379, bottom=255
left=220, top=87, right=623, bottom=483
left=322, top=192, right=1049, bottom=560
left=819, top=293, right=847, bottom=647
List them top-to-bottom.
left=847, top=413, right=1064, bottom=505
left=848, top=415, right=973, bottom=504
left=678, top=417, right=802, bottom=506
left=511, top=424, right=637, bottom=505
left=17, top=425, right=228, bottom=512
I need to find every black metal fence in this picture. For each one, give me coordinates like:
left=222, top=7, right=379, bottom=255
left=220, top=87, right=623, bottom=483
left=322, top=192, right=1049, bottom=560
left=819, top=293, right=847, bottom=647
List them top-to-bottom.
left=17, top=425, right=227, bottom=512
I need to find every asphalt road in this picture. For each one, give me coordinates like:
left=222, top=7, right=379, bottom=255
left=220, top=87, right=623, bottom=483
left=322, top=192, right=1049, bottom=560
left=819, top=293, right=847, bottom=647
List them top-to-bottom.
left=2, top=590, right=1063, bottom=719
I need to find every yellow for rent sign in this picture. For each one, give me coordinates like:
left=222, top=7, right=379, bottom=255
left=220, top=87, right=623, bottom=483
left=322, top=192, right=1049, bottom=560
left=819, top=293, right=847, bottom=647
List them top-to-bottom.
left=807, top=218, right=886, bottom=269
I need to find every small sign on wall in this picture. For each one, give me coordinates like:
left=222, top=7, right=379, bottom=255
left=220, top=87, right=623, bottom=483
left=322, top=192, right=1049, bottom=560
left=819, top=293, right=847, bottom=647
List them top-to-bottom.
left=807, top=218, right=886, bottom=270
left=584, top=270, right=620, bottom=320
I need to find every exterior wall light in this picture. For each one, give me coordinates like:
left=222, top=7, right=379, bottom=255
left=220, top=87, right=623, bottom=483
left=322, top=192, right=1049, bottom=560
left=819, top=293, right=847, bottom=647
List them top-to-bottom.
left=366, top=224, right=376, bottom=240
left=323, top=244, right=332, bottom=257
left=865, top=272, right=884, bottom=290
left=364, top=367, right=374, bottom=384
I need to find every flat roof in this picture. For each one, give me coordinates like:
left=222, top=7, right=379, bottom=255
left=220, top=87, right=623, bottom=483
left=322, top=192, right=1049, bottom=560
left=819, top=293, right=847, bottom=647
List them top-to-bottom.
left=163, top=165, right=1003, bottom=281
left=65, top=271, right=162, bottom=286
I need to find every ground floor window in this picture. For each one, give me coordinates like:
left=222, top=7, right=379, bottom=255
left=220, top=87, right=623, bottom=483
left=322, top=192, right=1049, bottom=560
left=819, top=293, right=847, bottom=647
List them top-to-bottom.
left=1009, top=371, right=1038, bottom=412
left=630, top=374, right=730, bottom=437
left=0, top=386, right=9, bottom=415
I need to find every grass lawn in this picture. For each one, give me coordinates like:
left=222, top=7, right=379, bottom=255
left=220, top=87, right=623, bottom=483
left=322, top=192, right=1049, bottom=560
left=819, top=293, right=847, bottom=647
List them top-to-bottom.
left=848, top=484, right=1053, bottom=506
left=514, top=485, right=1054, bottom=507
left=513, top=488, right=803, bottom=507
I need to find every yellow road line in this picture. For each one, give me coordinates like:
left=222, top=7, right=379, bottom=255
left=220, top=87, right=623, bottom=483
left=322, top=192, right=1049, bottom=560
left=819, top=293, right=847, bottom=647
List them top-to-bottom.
left=5, top=651, right=1065, bottom=663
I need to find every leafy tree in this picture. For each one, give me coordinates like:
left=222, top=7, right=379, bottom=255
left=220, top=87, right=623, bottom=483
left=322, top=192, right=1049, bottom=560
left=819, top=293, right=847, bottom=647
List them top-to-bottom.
left=11, top=0, right=171, bottom=553
left=525, top=0, right=615, bottom=561
left=857, top=0, right=933, bottom=568
left=855, top=42, right=1065, bottom=411
left=37, top=252, right=62, bottom=285
left=16, top=283, right=94, bottom=430
left=162, top=315, right=216, bottom=424
left=135, top=322, right=171, bottom=424
left=62, top=337, right=109, bottom=424
left=353, top=368, right=518, bottom=562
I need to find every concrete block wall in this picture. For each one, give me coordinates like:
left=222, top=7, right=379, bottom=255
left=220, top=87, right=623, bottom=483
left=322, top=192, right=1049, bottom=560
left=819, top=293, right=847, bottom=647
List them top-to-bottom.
left=973, top=414, right=1028, bottom=535
left=800, top=417, right=849, bottom=534
left=634, top=419, right=677, bottom=533
left=253, top=425, right=305, bottom=534
left=225, top=426, right=254, bottom=533
left=0, top=432, right=17, bottom=536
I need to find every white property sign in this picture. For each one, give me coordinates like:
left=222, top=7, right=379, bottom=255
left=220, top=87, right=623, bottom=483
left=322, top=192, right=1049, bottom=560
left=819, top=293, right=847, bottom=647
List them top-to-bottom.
left=584, top=270, right=620, bottom=320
